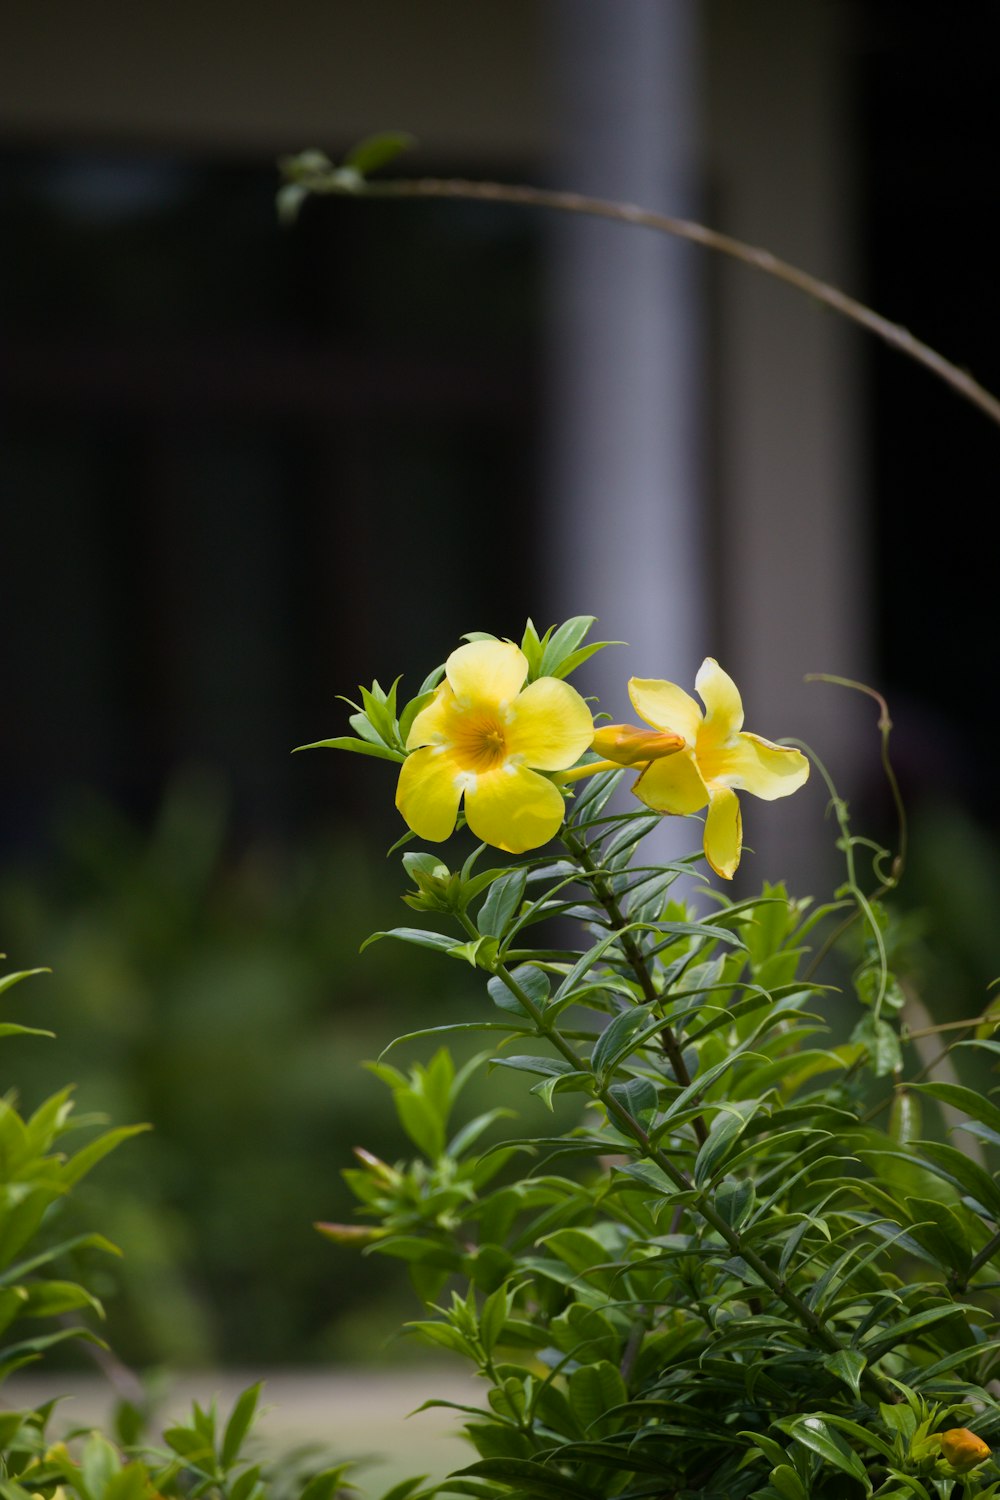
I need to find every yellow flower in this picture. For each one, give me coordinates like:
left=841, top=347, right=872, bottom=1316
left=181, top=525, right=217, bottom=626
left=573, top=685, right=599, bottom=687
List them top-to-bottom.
left=395, top=639, right=593, bottom=854
left=601, top=658, right=810, bottom=880
left=937, top=1428, right=991, bottom=1471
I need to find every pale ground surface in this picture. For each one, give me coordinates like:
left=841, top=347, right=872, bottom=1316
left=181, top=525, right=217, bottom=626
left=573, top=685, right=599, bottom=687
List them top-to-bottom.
left=4, top=1367, right=482, bottom=1493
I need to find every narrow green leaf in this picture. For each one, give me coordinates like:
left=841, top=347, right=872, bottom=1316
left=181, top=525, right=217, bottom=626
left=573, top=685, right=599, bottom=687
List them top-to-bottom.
left=343, top=132, right=417, bottom=176
left=538, top=616, right=598, bottom=678
left=294, top=735, right=405, bottom=762
left=478, top=868, right=528, bottom=940
left=361, top=927, right=457, bottom=955
left=0, top=968, right=50, bottom=998
left=590, top=1004, right=656, bottom=1079
left=491, top=1054, right=575, bottom=1080
left=913, top=1081, right=1000, bottom=1137
left=693, top=1102, right=762, bottom=1188
left=60, top=1124, right=151, bottom=1187
left=913, top=1139, right=1000, bottom=1217
left=905, top=1196, right=973, bottom=1276
left=861, top=1301, right=975, bottom=1358
left=221, top=1382, right=262, bottom=1468
left=780, top=1416, right=871, bottom=1492
left=81, top=1432, right=122, bottom=1497
left=299, top=1467, right=357, bottom=1500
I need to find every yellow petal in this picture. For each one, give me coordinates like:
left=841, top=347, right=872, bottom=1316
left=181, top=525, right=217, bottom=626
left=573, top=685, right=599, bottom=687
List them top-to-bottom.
left=446, top=640, right=527, bottom=705
left=695, top=658, right=744, bottom=743
left=506, top=677, right=594, bottom=770
left=628, top=678, right=702, bottom=743
left=406, top=681, right=457, bottom=750
left=592, top=723, right=685, bottom=766
left=709, top=732, right=810, bottom=801
left=395, top=747, right=464, bottom=841
left=632, top=748, right=710, bottom=815
left=464, top=764, right=567, bottom=853
left=704, top=785, right=742, bottom=880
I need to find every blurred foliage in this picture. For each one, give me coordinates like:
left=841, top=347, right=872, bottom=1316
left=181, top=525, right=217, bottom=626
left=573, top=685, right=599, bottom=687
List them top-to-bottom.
left=0, top=771, right=492, bottom=1370
left=2, top=773, right=993, bottom=1380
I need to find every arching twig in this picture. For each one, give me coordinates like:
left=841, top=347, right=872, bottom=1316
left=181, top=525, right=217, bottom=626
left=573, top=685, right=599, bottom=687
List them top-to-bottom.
left=281, top=159, right=1000, bottom=430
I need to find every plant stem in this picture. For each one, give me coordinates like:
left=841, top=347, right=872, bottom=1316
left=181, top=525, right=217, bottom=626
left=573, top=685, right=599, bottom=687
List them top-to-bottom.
left=297, top=170, right=1000, bottom=430
left=561, top=826, right=708, bottom=1146
left=490, top=957, right=899, bottom=1405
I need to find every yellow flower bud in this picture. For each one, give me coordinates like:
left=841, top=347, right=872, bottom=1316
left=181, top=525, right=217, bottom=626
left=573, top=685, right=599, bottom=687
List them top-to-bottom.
left=591, top=724, right=685, bottom=766
left=938, top=1427, right=991, bottom=1471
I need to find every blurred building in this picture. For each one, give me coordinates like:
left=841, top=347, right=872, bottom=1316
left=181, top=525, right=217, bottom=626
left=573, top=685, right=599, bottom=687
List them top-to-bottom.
left=2, top=0, right=997, bottom=889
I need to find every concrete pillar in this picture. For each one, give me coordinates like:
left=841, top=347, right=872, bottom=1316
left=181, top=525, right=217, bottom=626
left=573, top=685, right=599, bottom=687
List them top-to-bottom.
left=543, top=0, right=707, bottom=867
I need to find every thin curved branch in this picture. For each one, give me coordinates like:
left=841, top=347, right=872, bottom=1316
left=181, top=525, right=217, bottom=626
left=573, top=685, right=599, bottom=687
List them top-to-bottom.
left=288, top=168, right=1000, bottom=429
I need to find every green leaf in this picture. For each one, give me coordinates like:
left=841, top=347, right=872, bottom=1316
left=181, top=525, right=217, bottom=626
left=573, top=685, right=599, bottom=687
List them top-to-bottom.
left=343, top=132, right=417, bottom=176
left=277, top=181, right=309, bottom=225
left=538, top=617, right=598, bottom=679
left=294, top=735, right=405, bottom=762
left=478, top=868, right=527, bottom=941
left=361, top=927, right=458, bottom=955
left=448, top=936, right=500, bottom=970
left=487, top=963, right=550, bottom=1018
left=0, top=968, right=50, bottom=999
left=590, top=1004, right=656, bottom=1079
left=851, top=1013, right=902, bottom=1076
left=491, top=1054, right=576, bottom=1080
left=607, top=1075, right=658, bottom=1123
left=913, top=1081, right=1000, bottom=1137
left=694, top=1101, right=763, bottom=1188
left=60, top=1124, right=151, bottom=1187
left=913, top=1139, right=1000, bottom=1218
left=715, top=1177, right=756, bottom=1230
left=905, top=1195, right=973, bottom=1276
left=18, top=1279, right=103, bottom=1319
left=478, top=1282, right=511, bottom=1356
left=861, top=1301, right=976, bottom=1358
left=404, top=1319, right=476, bottom=1359
left=823, top=1348, right=868, bottom=1400
left=567, top=1361, right=627, bottom=1437
left=221, top=1382, right=262, bottom=1467
left=813, top=1415, right=896, bottom=1463
left=779, top=1416, right=871, bottom=1492
left=163, top=1424, right=216, bottom=1468
left=737, top=1431, right=789, bottom=1469
left=81, top=1432, right=122, bottom=1497
left=104, top=1463, right=151, bottom=1500
left=768, top=1466, right=808, bottom=1500
left=299, top=1467, right=357, bottom=1500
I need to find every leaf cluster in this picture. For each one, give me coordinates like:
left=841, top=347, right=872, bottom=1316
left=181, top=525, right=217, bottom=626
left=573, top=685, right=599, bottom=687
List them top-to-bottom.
left=333, top=787, right=1000, bottom=1497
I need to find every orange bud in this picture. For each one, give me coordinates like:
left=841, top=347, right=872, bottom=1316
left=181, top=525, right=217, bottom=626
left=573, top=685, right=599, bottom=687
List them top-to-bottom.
left=591, top=724, right=685, bottom=766
left=938, top=1428, right=991, bottom=1470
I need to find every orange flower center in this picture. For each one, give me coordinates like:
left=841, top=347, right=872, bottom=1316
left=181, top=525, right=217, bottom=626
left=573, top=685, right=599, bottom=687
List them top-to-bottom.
left=452, top=710, right=509, bottom=772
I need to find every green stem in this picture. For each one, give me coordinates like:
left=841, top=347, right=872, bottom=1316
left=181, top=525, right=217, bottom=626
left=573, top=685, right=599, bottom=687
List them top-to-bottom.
left=291, top=168, right=1000, bottom=430
left=561, top=826, right=709, bottom=1146
left=489, top=957, right=899, bottom=1405
left=957, top=1228, right=1000, bottom=1294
